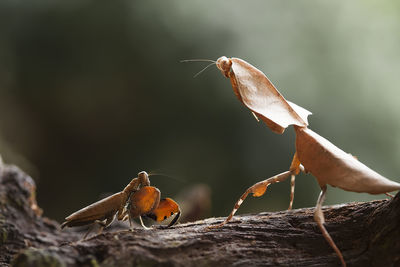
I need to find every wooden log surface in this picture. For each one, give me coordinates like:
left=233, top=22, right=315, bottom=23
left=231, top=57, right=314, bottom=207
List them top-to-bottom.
left=0, top=163, right=399, bottom=266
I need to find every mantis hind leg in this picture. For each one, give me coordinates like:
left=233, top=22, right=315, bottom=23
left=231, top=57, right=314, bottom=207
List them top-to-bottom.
left=288, top=152, right=302, bottom=210
left=288, top=175, right=296, bottom=210
left=314, top=185, right=346, bottom=267
left=385, top=192, right=394, bottom=198
left=96, top=214, right=115, bottom=235
left=82, top=215, right=115, bottom=240
left=126, top=215, right=151, bottom=231
left=139, top=216, right=151, bottom=230
left=82, top=225, right=95, bottom=240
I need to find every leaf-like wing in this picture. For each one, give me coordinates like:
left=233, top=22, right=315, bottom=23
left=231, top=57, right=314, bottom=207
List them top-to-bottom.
left=230, top=58, right=311, bottom=134
left=296, top=127, right=400, bottom=194
left=62, top=192, right=124, bottom=227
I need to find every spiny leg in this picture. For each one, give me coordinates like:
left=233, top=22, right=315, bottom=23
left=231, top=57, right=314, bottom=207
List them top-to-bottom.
left=209, top=152, right=304, bottom=229
left=288, top=152, right=302, bottom=210
left=287, top=164, right=306, bottom=210
left=209, top=170, right=292, bottom=229
left=288, top=174, right=295, bottom=210
left=314, top=185, right=346, bottom=267
left=385, top=192, right=394, bottom=198
left=117, top=202, right=128, bottom=221
left=121, top=205, right=134, bottom=231
left=126, top=214, right=149, bottom=231
left=96, top=215, right=116, bottom=236
left=128, top=215, right=134, bottom=231
left=139, top=216, right=151, bottom=230
left=82, top=217, right=112, bottom=240
left=82, top=219, right=107, bottom=240
left=82, top=224, right=96, bottom=240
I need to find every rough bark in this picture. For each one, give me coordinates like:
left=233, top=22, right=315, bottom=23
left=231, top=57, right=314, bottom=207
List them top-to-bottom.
left=0, top=163, right=399, bottom=267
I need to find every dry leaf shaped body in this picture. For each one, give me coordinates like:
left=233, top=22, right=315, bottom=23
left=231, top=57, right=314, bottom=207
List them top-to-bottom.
left=214, top=56, right=400, bottom=266
left=216, top=56, right=312, bottom=134
left=216, top=56, right=400, bottom=194
left=295, top=127, right=400, bottom=194
left=61, top=171, right=150, bottom=229
left=61, top=171, right=181, bottom=235
left=62, top=192, right=125, bottom=228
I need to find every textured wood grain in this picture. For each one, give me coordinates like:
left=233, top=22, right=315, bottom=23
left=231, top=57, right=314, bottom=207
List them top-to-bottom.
left=1, top=164, right=399, bottom=267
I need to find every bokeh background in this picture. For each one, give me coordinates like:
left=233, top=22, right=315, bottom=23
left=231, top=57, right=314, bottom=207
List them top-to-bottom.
left=1, top=1, right=400, bottom=223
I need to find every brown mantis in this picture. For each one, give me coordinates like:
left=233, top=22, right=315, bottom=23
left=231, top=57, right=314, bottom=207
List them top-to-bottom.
left=194, top=56, right=400, bottom=266
left=61, top=171, right=181, bottom=239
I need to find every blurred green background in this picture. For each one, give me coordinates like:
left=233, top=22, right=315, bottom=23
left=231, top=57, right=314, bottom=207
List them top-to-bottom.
left=1, top=0, right=400, bottom=223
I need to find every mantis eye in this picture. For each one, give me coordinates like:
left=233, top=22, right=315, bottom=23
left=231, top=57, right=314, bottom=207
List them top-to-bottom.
left=216, top=56, right=232, bottom=78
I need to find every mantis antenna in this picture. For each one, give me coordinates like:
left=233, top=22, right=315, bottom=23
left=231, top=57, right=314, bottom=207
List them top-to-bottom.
left=180, top=59, right=216, bottom=78
left=148, top=171, right=186, bottom=184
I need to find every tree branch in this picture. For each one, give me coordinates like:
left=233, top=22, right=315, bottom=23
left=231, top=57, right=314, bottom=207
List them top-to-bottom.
left=1, top=164, right=399, bottom=266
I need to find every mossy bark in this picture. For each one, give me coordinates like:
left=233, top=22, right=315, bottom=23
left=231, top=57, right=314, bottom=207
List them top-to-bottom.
left=0, top=163, right=399, bottom=266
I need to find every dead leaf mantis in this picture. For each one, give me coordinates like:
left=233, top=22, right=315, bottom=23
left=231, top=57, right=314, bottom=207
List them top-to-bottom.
left=187, top=57, right=400, bottom=266
left=61, top=171, right=181, bottom=239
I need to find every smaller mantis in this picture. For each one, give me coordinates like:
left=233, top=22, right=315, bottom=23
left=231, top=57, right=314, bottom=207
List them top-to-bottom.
left=61, top=171, right=181, bottom=239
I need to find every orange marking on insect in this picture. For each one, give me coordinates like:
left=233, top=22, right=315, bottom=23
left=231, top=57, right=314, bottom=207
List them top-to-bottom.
left=193, top=56, right=400, bottom=266
left=61, top=171, right=181, bottom=239
left=128, top=186, right=161, bottom=218
left=144, top=198, right=181, bottom=228
left=147, top=198, right=180, bottom=222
